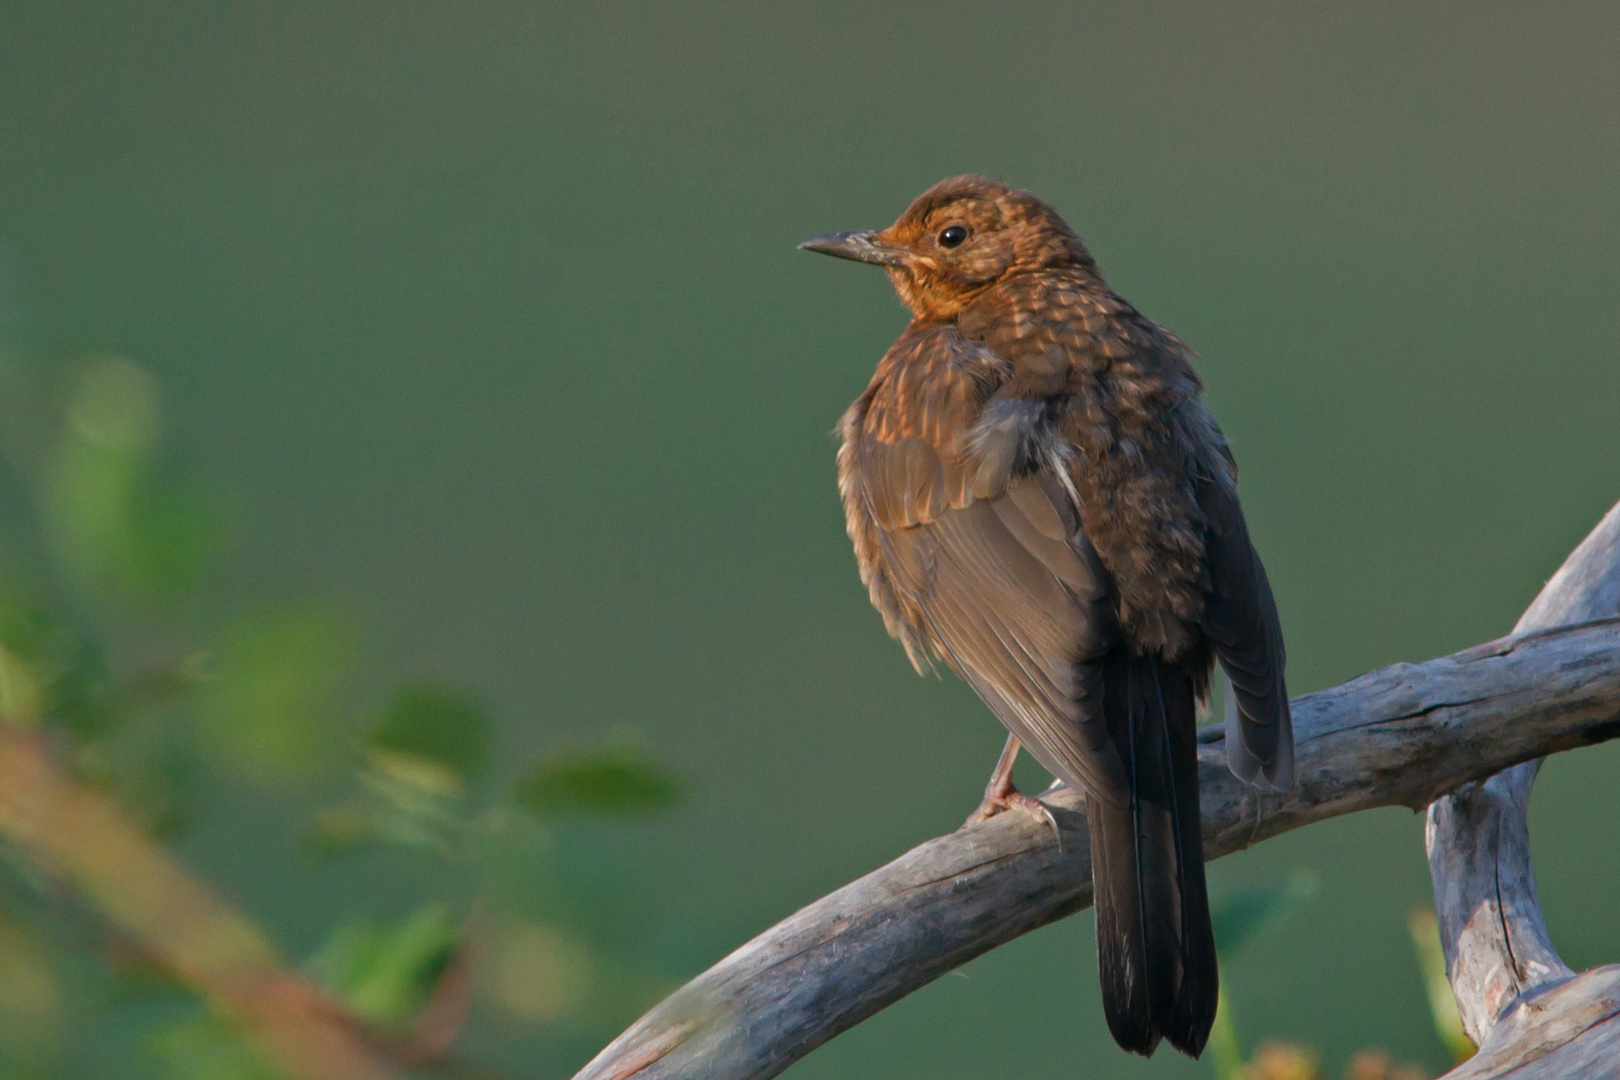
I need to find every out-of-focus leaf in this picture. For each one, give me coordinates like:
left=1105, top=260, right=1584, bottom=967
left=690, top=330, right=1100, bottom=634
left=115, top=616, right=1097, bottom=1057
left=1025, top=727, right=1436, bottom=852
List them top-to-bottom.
left=64, top=355, right=160, bottom=454
left=41, top=356, right=219, bottom=603
left=43, top=357, right=155, bottom=586
left=122, top=481, right=221, bottom=598
left=0, top=584, right=200, bottom=831
left=0, top=586, right=113, bottom=736
left=194, top=603, right=358, bottom=783
left=0, top=642, right=42, bottom=727
left=119, top=652, right=207, bottom=716
left=369, top=682, right=489, bottom=780
left=78, top=728, right=204, bottom=839
left=302, top=741, right=475, bottom=860
left=514, top=744, right=678, bottom=820
left=303, top=748, right=470, bottom=859
left=301, top=806, right=378, bottom=859
left=1210, top=870, right=1319, bottom=960
left=305, top=904, right=458, bottom=1028
left=1409, top=907, right=1475, bottom=1064
left=0, top=916, right=63, bottom=1063
left=483, top=918, right=673, bottom=1033
left=485, top=920, right=594, bottom=1025
left=1207, top=989, right=1245, bottom=1080
left=149, top=1014, right=284, bottom=1080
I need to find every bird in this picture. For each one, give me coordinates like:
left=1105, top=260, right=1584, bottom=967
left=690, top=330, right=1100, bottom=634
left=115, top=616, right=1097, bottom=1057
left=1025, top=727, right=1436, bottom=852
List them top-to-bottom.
left=800, top=175, right=1293, bottom=1059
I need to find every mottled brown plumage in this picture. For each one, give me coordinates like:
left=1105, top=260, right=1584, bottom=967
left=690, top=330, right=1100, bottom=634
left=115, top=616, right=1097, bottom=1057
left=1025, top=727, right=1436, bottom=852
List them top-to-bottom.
left=802, top=176, right=1293, bottom=1059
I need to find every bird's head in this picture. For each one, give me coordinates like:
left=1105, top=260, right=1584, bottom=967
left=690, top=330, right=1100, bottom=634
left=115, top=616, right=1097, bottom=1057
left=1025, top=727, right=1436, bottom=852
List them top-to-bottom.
left=800, top=175, right=1097, bottom=321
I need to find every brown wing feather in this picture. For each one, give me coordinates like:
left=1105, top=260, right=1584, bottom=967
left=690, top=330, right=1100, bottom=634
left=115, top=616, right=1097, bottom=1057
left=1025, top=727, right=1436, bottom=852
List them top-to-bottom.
left=840, top=325, right=1128, bottom=802
left=1195, top=468, right=1293, bottom=790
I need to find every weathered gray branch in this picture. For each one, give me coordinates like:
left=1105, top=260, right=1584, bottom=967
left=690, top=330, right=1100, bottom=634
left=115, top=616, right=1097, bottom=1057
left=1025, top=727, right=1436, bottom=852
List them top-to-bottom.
left=1426, top=499, right=1620, bottom=1076
left=575, top=613, right=1620, bottom=1080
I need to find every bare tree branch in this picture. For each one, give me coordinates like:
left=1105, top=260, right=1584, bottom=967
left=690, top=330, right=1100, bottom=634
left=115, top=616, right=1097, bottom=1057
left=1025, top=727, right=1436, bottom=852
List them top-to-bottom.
left=1426, top=498, right=1620, bottom=1076
left=574, top=614, right=1620, bottom=1080
left=1444, top=967, right=1620, bottom=1079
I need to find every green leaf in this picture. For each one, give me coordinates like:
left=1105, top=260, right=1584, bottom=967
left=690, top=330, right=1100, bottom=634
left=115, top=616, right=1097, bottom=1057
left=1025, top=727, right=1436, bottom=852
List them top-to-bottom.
left=64, top=354, right=160, bottom=455
left=40, top=356, right=219, bottom=603
left=43, top=357, right=155, bottom=589
left=121, top=481, right=221, bottom=598
left=0, top=585, right=115, bottom=736
left=193, top=602, right=358, bottom=783
left=0, top=641, right=40, bottom=726
left=369, top=682, right=489, bottom=779
left=303, top=687, right=488, bottom=861
left=514, top=744, right=679, bottom=820
left=302, top=750, right=471, bottom=860
left=300, top=806, right=378, bottom=859
left=1210, top=869, right=1319, bottom=961
left=304, top=904, right=458, bottom=1027
left=1205, top=989, right=1246, bottom=1080
left=149, top=1014, right=284, bottom=1080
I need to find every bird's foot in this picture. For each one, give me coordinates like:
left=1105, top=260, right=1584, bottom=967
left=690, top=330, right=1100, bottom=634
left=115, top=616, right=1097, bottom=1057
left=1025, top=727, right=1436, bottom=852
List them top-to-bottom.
left=961, top=735, right=1061, bottom=844
left=963, top=786, right=1060, bottom=842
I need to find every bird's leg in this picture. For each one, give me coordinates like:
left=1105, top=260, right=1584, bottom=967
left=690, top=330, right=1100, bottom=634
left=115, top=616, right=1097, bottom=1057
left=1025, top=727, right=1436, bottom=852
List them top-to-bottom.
left=963, top=735, right=1059, bottom=838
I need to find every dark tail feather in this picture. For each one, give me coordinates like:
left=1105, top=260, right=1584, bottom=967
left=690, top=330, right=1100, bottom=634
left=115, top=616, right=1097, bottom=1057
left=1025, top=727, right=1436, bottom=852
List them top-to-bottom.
left=1088, top=649, right=1218, bottom=1058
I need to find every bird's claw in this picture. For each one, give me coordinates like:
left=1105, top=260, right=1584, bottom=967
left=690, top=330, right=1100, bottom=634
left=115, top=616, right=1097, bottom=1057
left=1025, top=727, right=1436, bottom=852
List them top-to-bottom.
left=963, top=790, right=1061, bottom=847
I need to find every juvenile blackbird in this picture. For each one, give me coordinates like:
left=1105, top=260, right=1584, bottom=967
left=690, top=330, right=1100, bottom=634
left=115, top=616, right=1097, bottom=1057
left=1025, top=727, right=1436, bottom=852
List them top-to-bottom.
left=801, top=176, right=1292, bottom=1059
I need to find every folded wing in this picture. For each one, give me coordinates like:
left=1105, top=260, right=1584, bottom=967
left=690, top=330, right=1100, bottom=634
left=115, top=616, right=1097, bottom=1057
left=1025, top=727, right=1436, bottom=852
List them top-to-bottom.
left=844, top=332, right=1130, bottom=804
left=1195, top=470, right=1293, bottom=790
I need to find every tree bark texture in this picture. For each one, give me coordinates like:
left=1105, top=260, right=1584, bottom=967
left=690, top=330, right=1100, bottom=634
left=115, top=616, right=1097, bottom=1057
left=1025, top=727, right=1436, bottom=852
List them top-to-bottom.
left=1425, top=499, right=1620, bottom=1076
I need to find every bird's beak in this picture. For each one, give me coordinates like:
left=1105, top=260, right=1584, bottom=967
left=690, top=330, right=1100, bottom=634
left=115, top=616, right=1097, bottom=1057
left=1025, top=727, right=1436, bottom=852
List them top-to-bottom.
left=798, top=230, right=909, bottom=267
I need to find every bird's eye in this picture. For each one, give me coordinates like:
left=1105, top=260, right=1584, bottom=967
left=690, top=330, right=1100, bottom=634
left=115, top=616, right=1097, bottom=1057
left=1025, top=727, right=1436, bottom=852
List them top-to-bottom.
left=938, top=225, right=969, bottom=249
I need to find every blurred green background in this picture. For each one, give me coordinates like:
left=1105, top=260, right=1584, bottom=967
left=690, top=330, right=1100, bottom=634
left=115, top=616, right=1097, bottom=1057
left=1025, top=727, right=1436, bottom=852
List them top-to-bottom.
left=2, top=2, right=1619, bottom=1077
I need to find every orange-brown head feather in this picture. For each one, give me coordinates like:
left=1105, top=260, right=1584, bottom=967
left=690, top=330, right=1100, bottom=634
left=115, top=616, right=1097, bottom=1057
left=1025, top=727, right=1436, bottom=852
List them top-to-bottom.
left=872, top=175, right=1098, bottom=320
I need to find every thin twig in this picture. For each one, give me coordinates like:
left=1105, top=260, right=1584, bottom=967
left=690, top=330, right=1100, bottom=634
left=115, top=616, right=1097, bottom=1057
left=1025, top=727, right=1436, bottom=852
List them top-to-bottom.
left=0, top=722, right=400, bottom=1080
